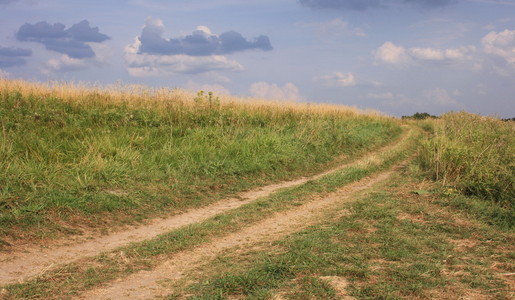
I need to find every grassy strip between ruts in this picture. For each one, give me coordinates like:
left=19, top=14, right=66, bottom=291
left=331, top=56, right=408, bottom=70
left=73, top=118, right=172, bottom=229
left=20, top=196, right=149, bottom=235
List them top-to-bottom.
left=1, top=128, right=418, bottom=299
left=174, top=164, right=514, bottom=299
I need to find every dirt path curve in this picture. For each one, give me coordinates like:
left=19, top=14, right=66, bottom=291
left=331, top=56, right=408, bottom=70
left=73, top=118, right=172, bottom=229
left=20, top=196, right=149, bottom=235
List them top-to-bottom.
left=0, top=128, right=412, bottom=286
left=78, top=159, right=409, bottom=300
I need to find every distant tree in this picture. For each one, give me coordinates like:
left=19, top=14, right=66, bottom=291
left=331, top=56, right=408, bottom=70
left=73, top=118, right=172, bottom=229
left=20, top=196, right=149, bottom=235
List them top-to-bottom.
left=401, top=112, right=437, bottom=120
left=501, top=117, right=515, bottom=122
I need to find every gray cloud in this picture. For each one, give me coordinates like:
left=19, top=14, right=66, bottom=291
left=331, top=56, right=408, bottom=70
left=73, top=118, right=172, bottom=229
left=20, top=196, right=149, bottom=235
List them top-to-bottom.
left=299, top=0, right=457, bottom=11
left=16, top=20, right=110, bottom=59
left=67, top=20, right=110, bottom=42
left=138, top=23, right=272, bottom=56
left=0, top=46, right=32, bottom=68
left=0, top=46, right=32, bottom=57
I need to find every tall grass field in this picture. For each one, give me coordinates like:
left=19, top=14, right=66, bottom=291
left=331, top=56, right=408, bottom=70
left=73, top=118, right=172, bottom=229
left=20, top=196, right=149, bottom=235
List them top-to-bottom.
left=0, top=79, right=400, bottom=245
left=418, top=112, right=514, bottom=209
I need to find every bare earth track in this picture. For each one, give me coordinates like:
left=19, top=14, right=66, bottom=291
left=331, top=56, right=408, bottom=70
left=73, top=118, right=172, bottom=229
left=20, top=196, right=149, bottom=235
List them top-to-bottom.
left=0, top=129, right=412, bottom=296
left=79, top=162, right=406, bottom=299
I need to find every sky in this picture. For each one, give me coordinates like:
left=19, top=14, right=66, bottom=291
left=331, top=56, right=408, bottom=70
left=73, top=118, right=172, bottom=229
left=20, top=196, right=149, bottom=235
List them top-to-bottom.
left=1, top=0, right=514, bottom=117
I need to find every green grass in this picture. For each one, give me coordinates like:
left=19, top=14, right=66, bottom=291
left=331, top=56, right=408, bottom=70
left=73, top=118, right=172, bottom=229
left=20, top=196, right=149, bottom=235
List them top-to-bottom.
left=0, top=79, right=400, bottom=244
left=417, top=112, right=514, bottom=207
left=2, top=126, right=416, bottom=299
left=177, top=168, right=513, bottom=300
left=432, top=190, right=515, bottom=230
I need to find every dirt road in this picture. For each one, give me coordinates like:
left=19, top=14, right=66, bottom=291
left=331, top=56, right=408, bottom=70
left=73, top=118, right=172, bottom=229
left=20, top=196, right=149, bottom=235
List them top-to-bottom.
left=0, top=128, right=414, bottom=299
left=78, top=163, right=406, bottom=299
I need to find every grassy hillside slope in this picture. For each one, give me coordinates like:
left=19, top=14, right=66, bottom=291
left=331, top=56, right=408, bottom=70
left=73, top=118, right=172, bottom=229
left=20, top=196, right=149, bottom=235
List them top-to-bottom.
left=0, top=79, right=400, bottom=245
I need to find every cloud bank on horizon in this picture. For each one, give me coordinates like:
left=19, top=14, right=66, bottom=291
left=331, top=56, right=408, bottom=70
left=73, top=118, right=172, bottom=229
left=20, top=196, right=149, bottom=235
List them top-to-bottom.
left=374, top=29, right=515, bottom=76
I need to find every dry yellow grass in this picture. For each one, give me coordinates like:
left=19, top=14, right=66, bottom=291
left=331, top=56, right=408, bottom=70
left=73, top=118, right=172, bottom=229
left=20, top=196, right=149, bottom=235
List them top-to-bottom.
left=0, top=78, right=386, bottom=119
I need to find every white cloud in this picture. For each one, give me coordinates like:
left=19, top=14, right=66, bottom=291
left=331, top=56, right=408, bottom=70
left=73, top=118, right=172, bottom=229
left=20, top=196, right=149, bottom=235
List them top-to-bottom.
left=195, top=25, right=212, bottom=35
left=482, top=29, right=515, bottom=67
left=373, top=32, right=515, bottom=76
left=124, top=37, right=244, bottom=77
left=376, top=41, right=476, bottom=66
left=375, top=42, right=409, bottom=65
left=89, top=43, right=113, bottom=64
left=409, top=46, right=475, bottom=61
left=409, top=47, right=445, bottom=60
left=444, top=47, right=474, bottom=60
left=43, top=55, right=90, bottom=73
left=318, top=72, right=357, bottom=87
left=249, top=82, right=303, bottom=101
left=367, top=92, right=394, bottom=100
